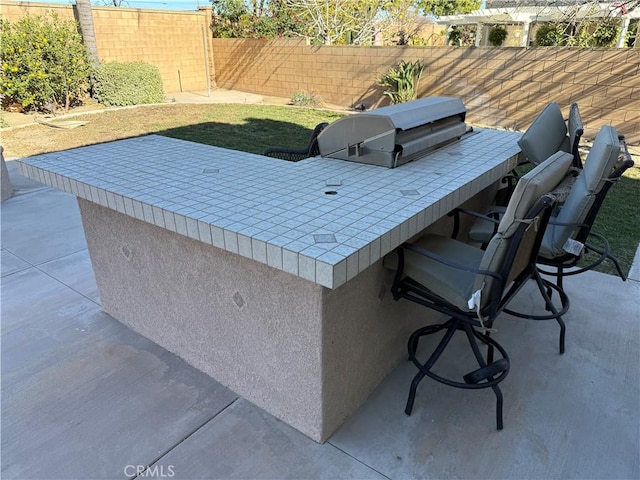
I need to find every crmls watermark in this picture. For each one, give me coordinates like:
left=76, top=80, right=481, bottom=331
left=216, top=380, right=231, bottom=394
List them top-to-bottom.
left=124, top=465, right=175, bottom=478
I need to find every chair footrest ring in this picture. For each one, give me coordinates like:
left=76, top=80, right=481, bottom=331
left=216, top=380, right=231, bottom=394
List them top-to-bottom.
left=463, top=358, right=510, bottom=385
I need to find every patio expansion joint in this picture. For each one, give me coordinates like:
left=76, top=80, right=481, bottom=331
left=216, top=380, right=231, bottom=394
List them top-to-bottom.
left=34, top=265, right=102, bottom=308
left=135, top=396, right=241, bottom=476
left=326, top=440, right=393, bottom=479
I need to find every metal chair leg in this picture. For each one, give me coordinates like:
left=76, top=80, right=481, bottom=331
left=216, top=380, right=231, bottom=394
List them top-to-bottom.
left=504, top=269, right=569, bottom=355
left=533, top=270, right=567, bottom=354
left=405, top=319, right=458, bottom=416
left=463, top=321, right=506, bottom=430
left=405, top=372, right=424, bottom=416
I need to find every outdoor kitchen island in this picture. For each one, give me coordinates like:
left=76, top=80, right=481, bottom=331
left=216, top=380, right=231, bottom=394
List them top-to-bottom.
left=17, top=129, right=521, bottom=442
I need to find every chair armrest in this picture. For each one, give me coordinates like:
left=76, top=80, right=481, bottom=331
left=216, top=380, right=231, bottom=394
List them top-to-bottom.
left=454, top=207, right=501, bottom=223
left=450, top=208, right=500, bottom=240
left=392, top=242, right=505, bottom=319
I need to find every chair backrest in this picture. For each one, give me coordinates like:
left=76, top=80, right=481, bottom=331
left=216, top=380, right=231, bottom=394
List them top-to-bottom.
left=518, top=102, right=568, bottom=166
left=567, top=102, right=584, bottom=168
left=263, top=122, right=329, bottom=161
left=308, top=122, right=330, bottom=157
left=540, top=125, right=621, bottom=259
left=476, top=151, right=573, bottom=306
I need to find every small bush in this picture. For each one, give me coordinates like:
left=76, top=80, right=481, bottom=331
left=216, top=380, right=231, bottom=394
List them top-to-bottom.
left=0, top=13, right=91, bottom=112
left=580, top=20, right=620, bottom=47
left=535, top=23, right=567, bottom=46
left=448, top=26, right=462, bottom=46
left=488, top=26, right=508, bottom=46
left=378, top=60, right=424, bottom=104
left=92, top=61, right=164, bottom=107
left=290, top=90, right=322, bottom=107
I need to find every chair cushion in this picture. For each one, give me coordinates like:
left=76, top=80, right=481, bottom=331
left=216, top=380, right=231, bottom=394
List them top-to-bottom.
left=517, top=102, right=568, bottom=166
left=539, top=125, right=620, bottom=259
left=582, top=125, right=620, bottom=193
left=385, top=148, right=572, bottom=312
left=474, top=150, right=572, bottom=297
left=498, top=151, right=573, bottom=238
left=468, top=152, right=573, bottom=244
left=384, top=235, right=484, bottom=311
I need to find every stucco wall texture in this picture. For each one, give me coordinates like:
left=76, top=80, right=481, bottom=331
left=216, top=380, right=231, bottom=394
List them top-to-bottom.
left=77, top=198, right=430, bottom=442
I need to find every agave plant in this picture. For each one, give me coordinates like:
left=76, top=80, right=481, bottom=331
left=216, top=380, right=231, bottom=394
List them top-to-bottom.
left=378, top=60, right=425, bottom=104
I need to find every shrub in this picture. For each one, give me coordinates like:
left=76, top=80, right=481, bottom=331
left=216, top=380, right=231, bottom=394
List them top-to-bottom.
left=0, top=13, right=91, bottom=112
left=579, top=20, right=620, bottom=47
left=535, top=23, right=567, bottom=46
left=448, top=26, right=462, bottom=46
left=488, top=26, right=508, bottom=46
left=378, top=60, right=424, bottom=104
left=92, top=61, right=164, bottom=107
left=290, top=90, right=322, bottom=107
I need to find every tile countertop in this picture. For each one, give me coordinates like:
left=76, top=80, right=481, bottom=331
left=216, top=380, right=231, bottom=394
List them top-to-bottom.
left=16, top=130, right=521, bottom=289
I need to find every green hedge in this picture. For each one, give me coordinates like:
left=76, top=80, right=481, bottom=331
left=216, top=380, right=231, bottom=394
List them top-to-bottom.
left=92, top=61, right=164, bottom=107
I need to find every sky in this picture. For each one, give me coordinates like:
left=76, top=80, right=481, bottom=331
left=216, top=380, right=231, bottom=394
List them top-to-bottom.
left=19, top=0, right=208, bottom=11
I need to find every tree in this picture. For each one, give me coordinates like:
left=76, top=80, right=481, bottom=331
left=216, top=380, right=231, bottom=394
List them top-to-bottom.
left=74, top=0, right=99, bottom=66
left=211, top=0, right=303, bottom=38
left=212, top=0, right=481, bottom=44
left=285, top=0, right=382, bottom=45
left=376, top=0, right=428, bottom=45
left=417, top=0, right=480, bottom=17
left=529, top=0, right=629, bottom=47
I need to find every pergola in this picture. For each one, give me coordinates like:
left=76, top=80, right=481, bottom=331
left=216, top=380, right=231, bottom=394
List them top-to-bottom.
left=437, top=2, right=640, bottom=47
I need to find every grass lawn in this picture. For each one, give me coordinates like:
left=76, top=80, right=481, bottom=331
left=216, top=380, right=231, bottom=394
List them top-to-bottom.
left=2, top=103, right=638, bottom=276
left=0, top=104, right=344, bottom=159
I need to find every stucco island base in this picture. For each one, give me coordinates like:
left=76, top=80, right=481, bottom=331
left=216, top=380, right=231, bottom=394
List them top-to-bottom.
left=79, top=198, right=455, bottom=442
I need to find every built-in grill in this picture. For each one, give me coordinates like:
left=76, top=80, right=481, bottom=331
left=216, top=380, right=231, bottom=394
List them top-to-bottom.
left=317, top=97, right=469, bottom=168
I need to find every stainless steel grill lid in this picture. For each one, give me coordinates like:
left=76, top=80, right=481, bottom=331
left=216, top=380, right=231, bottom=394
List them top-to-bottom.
left=317, top=97, right=468, bottom=168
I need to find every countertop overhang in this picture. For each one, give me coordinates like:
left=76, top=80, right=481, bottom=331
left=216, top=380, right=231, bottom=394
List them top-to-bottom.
left=16, top=130, right=521, bottom=288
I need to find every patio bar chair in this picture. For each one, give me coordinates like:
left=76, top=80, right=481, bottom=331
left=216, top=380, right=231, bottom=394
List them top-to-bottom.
left=464, top=125, right=633, bottom=354
left=535, top=127, right=634, bottom=291
left=385, top=151, right=573, bottom=430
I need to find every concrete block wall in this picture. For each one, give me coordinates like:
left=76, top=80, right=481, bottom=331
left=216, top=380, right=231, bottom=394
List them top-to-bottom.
left=0, top=1, right=213, bottom=93
left=0, top=1, right=75, bottom=22
left=2, top=1, right=637, bottom=142
left=91, top=7, right=211, bottom=93
left=212, top=39, right=640, bottom=144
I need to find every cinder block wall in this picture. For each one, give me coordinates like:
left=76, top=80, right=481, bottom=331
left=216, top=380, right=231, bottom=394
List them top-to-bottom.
left=0, top=1, right=213, bottom=93
left=0, top=1, right=76, bottom=21
left=2, top=2, right=637, bottom=142
left=91, top=7, right=212, bottom=93
left=212, top=39, right=640, bottom=144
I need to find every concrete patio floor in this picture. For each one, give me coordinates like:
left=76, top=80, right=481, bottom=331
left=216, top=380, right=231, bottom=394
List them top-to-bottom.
left=1, top=160, right=639, bottom=480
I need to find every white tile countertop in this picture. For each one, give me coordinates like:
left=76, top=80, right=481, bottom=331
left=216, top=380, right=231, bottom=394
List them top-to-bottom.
left=16, top=130, right=521, bottom=288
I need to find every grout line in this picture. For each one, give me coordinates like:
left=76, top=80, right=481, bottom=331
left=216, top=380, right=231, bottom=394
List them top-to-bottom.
left=129, top=397, right=241, bottom=480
